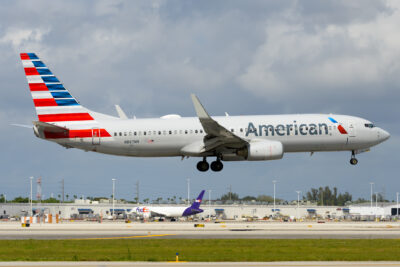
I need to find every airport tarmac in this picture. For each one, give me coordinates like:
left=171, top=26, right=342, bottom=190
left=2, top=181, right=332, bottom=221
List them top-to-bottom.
left=0, top=221, right=399, bottom=239
left=0, top=262, right=400, bottom=267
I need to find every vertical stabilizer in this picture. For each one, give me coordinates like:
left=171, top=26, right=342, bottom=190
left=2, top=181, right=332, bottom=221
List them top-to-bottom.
left=20, top=53, right=94, bottom=126
left=20, top=53, right=111, bottom=139
left=190, top=190, right=205, bottom=210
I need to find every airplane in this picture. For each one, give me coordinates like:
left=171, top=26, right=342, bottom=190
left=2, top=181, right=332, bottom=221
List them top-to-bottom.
left=20, top=53, right=390, bottom=172
left=132, top=190, right=205, bottom=220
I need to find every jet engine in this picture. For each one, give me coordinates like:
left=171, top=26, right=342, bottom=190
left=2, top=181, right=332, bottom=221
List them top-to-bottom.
left=237, top=140, right=284, bottom=161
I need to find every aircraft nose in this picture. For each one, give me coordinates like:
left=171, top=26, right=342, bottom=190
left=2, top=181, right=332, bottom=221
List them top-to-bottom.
left=379, top=129, right=390, bottom=142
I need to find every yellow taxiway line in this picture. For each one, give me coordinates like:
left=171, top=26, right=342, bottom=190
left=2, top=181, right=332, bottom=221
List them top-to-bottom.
left=71, top=234, right=176, bottom=240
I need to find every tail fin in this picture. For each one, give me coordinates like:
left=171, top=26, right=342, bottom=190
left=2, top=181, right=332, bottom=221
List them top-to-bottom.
left=20, top=53, right=94, bottom=125
left=190, top=190, right=205, bottom=210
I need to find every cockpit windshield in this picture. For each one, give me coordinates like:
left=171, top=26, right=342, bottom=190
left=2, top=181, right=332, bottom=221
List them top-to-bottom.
left=364, top=123, right=374, bottom=128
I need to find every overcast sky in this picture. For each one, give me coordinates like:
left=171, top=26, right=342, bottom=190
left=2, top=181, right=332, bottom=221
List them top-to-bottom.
left=0, top=0, right=399, bottom=202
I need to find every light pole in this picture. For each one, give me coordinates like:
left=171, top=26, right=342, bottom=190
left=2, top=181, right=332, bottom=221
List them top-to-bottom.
left=29, top=176, right=33, bottom=217
left=112, top=178, right=116, bottom=220
left=187, top=178, right=190, bottom=205
left=272, top=180, right=277, bottom=216
left=370, top=182, right=374, bottom=208
left=209, top=189, right=212, bottom=220
left=296, top=191, right=301, bottom=220
left=396, top=192, right=399, bottom=218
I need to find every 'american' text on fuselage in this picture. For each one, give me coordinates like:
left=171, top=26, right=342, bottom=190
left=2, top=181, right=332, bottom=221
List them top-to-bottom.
left=246, top=122, right=329, bottom=137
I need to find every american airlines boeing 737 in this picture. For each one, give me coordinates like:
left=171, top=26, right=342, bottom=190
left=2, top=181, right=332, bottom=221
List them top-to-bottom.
left=20, top=53, right=390, bottom=172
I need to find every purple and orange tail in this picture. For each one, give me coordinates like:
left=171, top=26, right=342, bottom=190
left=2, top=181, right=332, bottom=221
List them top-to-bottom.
left=190, top=190, right=205, bottom=210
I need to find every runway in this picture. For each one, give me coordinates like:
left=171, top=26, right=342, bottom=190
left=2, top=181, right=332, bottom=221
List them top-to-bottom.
left=1, top=221, right=400, bottom=240
left=0, top=261, right=399, bottom=267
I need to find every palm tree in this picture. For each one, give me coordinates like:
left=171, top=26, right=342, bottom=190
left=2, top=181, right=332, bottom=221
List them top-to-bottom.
left=66, top=194, right=69, bottom=201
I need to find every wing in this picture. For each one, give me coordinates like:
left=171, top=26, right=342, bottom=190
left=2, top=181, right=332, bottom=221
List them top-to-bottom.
left=190, top=94, right=248, bottom=153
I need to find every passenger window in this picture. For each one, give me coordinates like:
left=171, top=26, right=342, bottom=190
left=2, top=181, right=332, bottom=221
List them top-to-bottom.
left=240, top=128, right=243, bottom=132
left=200, top=129, right=203, bottom=133
left=231, top=129, right=234, bottom=132
left=163, top=130, right=166, bottom=135
left=169, top=130, right=172, bottom=135
left=174, top=130, right=177, bottom=134
left=179, top=130, right=183, bottom=134
left=185, top=130, right=188, bottom=134
left=195, top=130, right=198, bottom=134
left=153, top=131, right=156, bottom=135
left=158, top=131, right=161, bottom=135
left=119, top=132, right=122, bottom=136
left=129, top=132, right=132, bottom=136
left=134, top=132, right=137, bottom=136
left=144, top=132, right=147, bottom=136
left=114, top=133, right=117, bottom=136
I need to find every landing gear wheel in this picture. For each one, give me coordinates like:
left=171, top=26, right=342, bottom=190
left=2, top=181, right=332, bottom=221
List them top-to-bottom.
left=350, top=150, right=358, bottom=165
left=350, top=158, right=358, bottom=165
left=196, top=160, right=209, bottom=172
left=210, top=160, right=223, bottom=172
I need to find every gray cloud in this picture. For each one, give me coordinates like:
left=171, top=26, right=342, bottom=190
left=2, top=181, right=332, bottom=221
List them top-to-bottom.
left=0, top=0, right=398, bottom=201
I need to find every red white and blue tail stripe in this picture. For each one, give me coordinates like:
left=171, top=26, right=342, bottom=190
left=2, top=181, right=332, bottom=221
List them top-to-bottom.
left=20, top=53, right=111, bottom=139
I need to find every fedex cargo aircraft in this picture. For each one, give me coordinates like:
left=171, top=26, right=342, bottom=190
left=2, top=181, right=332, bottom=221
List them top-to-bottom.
left=20, top=53, right=390, bottom=172
left=133, top=190, right=205, bottom=219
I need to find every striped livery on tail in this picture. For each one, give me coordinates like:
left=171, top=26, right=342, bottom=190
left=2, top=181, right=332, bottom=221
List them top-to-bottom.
left=20, top=53, right=111, bottom=139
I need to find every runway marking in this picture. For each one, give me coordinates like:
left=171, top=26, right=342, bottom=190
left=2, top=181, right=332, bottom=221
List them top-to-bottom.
left=71, top=234, right=176, bottom=240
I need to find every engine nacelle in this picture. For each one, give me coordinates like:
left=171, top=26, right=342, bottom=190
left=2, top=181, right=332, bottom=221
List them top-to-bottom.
left=237, top=140, right=284, bottom=161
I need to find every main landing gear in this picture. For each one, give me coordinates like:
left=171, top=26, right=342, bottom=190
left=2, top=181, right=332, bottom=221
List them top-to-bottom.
left=350, top=150, right=358, bottom=165
left=196, top=157, right=223, bottom=172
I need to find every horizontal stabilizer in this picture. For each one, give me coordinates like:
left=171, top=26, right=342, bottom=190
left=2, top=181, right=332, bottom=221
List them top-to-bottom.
left=33, top=121, right=69, bottom=139
left=11, top=123, right=32, bottom=129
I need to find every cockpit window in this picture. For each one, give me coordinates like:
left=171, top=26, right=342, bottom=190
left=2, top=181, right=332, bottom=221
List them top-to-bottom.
left=364, top=123, right=374, bottom=128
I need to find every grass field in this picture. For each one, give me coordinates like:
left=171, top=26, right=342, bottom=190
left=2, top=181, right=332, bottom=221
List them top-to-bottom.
left=0, top=239, right=399, bottom=261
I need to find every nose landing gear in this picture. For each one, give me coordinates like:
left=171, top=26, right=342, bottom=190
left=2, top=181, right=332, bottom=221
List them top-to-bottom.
left=350, top=150, right=358, bottom=165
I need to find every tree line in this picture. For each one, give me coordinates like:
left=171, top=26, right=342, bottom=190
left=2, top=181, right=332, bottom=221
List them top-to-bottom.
left=0, top=186, right=391, bottom=205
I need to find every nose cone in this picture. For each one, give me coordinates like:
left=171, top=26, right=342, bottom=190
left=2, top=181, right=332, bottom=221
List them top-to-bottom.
left=380, top=129, right=390, bottom=142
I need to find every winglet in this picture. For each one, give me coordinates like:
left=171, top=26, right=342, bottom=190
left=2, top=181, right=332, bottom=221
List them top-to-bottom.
left=191, top=94, right=210, bottom=119
left=115, top=105, right=128, bottom=119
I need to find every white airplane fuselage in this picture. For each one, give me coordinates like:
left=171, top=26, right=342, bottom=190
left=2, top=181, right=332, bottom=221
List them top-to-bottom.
left=54, top=114, right=389, bottom=159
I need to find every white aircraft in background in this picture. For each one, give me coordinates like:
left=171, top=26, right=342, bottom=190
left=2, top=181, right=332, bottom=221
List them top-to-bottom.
left=20, top=53, right=390, bottom=172
left=133, top=190, right=205, bottom=220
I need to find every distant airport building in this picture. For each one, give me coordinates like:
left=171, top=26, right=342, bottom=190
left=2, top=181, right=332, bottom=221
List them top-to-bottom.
left=0, top=200, right=398, bottom=221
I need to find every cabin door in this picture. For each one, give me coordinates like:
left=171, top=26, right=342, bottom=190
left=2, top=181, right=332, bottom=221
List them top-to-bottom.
left=92, top=128, right=101, bottom=145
